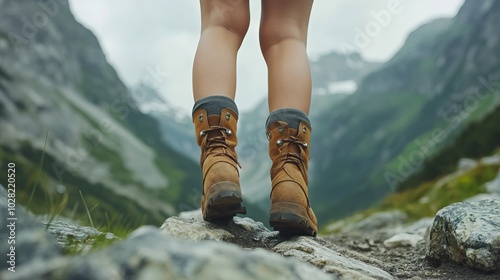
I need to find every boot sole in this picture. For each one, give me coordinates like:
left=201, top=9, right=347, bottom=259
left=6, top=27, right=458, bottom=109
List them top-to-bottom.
left=204, top=181, right=246, bottom=221
left=269, top=202, right=317, bottom=237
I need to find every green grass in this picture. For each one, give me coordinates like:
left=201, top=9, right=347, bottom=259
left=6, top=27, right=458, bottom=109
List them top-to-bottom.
left=0, top=141, right=132, bottom=254
left=0, top=141, right=159, bottom=228
left=322, top=162, right=499, bottom=233
left=378, top=164, right=497, bottom=220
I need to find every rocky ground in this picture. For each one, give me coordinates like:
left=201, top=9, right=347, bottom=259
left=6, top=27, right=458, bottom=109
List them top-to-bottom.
left=1, top=183, right=499, bottom=279
left=325, top=229, right=499, bottom=280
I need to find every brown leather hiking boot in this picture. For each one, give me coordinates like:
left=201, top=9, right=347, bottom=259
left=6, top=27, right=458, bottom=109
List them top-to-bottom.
left=193, top=107, right=246, bottom=221
left=267, top=120, right=318, bottom=236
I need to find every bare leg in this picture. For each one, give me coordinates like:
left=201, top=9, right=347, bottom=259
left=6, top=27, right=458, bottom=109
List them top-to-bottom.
left=192, top=0, right=250, bottom=101
left=259, top=0, right=313, bottom=113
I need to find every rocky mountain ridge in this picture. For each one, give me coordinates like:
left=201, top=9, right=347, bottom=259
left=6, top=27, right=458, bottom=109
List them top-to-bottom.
left=0, top=0, right=201, bottom=227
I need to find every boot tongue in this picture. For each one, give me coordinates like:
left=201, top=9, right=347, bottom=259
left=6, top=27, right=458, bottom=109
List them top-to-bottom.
left=206, top=115, right=224, bottom=138
left=208, top=115, right=220, bottom=126
left=285, top=126, right=300, bottom=154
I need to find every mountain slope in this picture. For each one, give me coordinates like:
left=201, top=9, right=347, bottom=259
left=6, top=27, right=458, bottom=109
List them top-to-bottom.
left=0, top=0, right=201, bottom=227
left=310, top=0, right=500, bottom=223
left=131, top=84, right=200, bottom=162
left=399, top=103, right=500, bottom=191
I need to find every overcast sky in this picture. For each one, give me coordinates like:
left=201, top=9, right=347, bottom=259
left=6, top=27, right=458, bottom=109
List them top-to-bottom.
left=68, top=0, right=464, bottom=114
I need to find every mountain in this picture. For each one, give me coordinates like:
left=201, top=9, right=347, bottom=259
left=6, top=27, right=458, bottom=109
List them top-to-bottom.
left=0, top=0, right=201, bottom=228
left=310, top=0, right=500, bottom=224
left=311, top=52, right=381, bottom=94
left=130, top=84, right=199, bottom=162
left=399, top=101, right=500, bottom=191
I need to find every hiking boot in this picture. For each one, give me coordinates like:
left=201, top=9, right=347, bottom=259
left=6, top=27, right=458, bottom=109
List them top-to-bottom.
left=193, top=107, right=246, bottom=221
left=267, top=120, right=317, bottom=236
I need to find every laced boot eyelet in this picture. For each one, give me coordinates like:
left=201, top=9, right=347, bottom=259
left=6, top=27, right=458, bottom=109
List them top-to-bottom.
left=226, top=112, right=231, bottom=121
left=199, top=114, right=204, bottom=122
left=225, top=129, right=232, bottom=136
left=200, top=130, right=206, bottom=137
left=276, top=139, right=283, bottom=147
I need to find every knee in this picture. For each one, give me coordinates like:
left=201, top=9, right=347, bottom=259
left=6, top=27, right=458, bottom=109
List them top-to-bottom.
left=202, top=0, right=250, bottom=43
left=259, top=21, right=305, bottom=55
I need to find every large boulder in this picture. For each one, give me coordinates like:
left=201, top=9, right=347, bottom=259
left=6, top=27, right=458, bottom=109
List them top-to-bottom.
left=427, top=199, right=500, bottom=272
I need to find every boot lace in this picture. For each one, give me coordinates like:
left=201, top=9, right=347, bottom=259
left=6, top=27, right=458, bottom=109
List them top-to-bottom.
left=200, top=126, right=240, bottom=167
left=273, top=136, right=308, bottom=181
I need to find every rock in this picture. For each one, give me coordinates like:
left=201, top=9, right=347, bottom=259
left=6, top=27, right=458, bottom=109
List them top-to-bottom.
left=479, top=155, right=500, bottom=166
left=457, top=158, right=478, bottom=171
left=485, top=169, right=500, bottom=194
left=0, top=185, right=62, bottom=272
left=464, top=193, right=500, bottom=203
left=427, top=199, right=500, bottom=272
left=179, top=208, right=203, bottom=221
left=339, top=211, right=408, bottom=234
left=160, top=216, right=394, bottom=280
left=160, top=216, right=236, bottom=241
left=161, top=216, right=279, bottom=246
left=397, top=217, right=434, bottom=238
left=43, top=220, right=119, bottom=252
left=7, top=226, right=336, bottom=280
left=383, top=233, right=423, bottom=248
left=275, top=237, right=394, bottom=280
left=353, top=241, right=372, bottom=251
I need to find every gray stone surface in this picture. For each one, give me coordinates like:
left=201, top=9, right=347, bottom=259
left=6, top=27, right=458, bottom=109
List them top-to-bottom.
left=0, top=185, right=62, bottom=272
left=428, top=199, right=500, bottom=272
left=179, top=208, right=203, bottom=221
left=160, top=216, right=394, bottom=280
left=160, top=216, right=235, bottom=241
left=397, top=217, right=434, bottom=238
left=43, top=220, right=118, bottom=252
left=7, top=226, right=336, bottom=280
left=383, top=233, right=423, bottom=248
left=274, top=237, right=394, bottom=280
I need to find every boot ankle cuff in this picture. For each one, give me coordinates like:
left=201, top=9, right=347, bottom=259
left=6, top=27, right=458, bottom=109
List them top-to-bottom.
left=192, top=95, right=238, bottom=117
left=266, top=108, right=310, bottom=130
